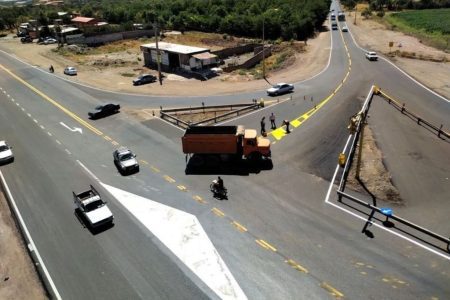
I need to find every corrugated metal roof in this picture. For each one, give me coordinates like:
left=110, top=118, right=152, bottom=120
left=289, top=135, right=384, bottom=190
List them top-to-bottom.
left=71, top=16, right=95, bottom=23
left=141, top=42, right=209, bottom=55
left=192, top=52, right=217, bottom=60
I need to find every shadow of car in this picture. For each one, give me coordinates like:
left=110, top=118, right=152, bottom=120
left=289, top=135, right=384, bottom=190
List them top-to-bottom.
left=133, top=74, right=157, bottom=85
left=88, top=103, right=120, bottom=119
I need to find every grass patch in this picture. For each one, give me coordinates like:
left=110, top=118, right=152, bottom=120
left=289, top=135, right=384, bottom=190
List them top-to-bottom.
left=385, top=9, right=450, bottom=51
left=120, top=72, right=136, bottom=77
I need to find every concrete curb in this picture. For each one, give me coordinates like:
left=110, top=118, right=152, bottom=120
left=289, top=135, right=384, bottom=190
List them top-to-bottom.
left=0, top=170, right=61, bottom=299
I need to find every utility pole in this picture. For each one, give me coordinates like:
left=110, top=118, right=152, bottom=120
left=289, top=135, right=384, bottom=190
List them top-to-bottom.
left=354, top=5, right=357, bottom=25
left=262, top=18, right=265, bottom=79
left=154, top=22, right=163, bottom=85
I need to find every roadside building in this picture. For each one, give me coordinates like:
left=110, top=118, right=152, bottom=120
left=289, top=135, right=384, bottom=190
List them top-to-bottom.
left=71, top=16, right=98, bottom=28
left=140, top=42, right=218, bottom=72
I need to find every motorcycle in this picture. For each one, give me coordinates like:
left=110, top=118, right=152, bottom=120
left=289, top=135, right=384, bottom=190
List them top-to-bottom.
left=210, top=180, right=227, bottom=199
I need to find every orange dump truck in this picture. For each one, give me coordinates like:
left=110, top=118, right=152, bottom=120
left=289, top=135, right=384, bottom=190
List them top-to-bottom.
left=182, top=125, right=271, bottom=164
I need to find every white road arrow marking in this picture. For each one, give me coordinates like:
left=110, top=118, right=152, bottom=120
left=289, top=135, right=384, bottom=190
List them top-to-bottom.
left=60, top=122, right=82, bottom=134
left=102, top=183, right=247, bottom=300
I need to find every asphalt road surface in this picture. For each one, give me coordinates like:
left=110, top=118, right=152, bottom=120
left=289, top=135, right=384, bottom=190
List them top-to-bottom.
left=0, top=1, right=449, bottom=299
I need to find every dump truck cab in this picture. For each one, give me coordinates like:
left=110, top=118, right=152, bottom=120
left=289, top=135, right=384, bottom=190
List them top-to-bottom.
left=242, top=129, right=271, bottom=160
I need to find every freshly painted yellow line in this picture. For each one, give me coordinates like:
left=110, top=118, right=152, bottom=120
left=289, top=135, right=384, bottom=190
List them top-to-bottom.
left=0, top=64, right=103, bottom=136
left=290, top=119, right=301, bottom=127
left=140, top=160, right=149, bottom=165
left=150, top=166, right=160, bottom=173
left=163, top=175, right=176, bottom=183
left=177, top=185, right=187, bottom=191
left=193, top=195, right=206, bottom=204
left=211, top=208, right=225, bottom=217
left=231, top=221, right=248, bottom=232
left=255, top=239, right=277, bottom=252
left=286, top=259, right=309, bottom=274
left=320, top=282, right=344, bottom=298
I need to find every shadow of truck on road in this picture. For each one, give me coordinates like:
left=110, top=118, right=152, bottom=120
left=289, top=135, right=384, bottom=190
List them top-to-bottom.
left=182, top=125, right=273, bottom=175
left=185, top=154, right=273, bottom=175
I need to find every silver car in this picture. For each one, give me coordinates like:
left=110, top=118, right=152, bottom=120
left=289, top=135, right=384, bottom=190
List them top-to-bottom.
left=64, top=66, right=77, bottom=75
left=266, top=83, right=294, bottom=96
left=113, top=147, right=139, bottom=174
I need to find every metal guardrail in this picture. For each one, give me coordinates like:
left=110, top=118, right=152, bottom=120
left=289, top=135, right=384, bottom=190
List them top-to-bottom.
left=337, top=85, right=450, bottom=254
left=377, top=90, right=449, bottom=139
left=160, top=102, right=261, bottom=128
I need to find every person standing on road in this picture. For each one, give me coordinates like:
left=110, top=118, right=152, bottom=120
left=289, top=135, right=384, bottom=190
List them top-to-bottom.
left=270, top=113, right=276, bottom=129
left=260, top=117, right=266, bottom=135
left=283, top=119, right=290, bottom=133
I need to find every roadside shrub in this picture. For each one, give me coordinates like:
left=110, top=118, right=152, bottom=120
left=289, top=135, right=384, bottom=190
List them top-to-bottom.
left=361, top=8, right=372, bottom=19
left=376, top=10, right=385, bottom=18
left=0, top=33, right=7, bottom=38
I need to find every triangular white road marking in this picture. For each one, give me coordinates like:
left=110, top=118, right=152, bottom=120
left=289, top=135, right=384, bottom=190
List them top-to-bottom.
left=102, top=183, right=247, bottom=300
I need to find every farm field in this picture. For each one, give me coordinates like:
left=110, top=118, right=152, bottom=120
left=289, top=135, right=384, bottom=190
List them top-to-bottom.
left=385, top=8, right=450, bottom=51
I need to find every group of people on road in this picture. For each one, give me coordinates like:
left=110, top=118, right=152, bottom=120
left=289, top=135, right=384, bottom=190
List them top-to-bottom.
left=260, top=113, right=290, bottom=136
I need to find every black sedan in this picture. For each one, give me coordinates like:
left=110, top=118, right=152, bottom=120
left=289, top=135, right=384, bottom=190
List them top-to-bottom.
left=133, top=74, right=157, bottom=86
left=88, top=103, right=120, bottom=119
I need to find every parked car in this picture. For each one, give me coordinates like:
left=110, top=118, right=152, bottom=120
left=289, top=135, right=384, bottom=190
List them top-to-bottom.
left=341, top=26, right=348, bottom=32
left=20, top=36, right=33, bottom=43
left=43, top=37, right=57, bottom=45
left=365, top=51, right=378, bottom=61
left=64, top=66, right=77, bottom=75
left=132, top=74, right=157, bottom=85
left=267, top=83, right=294, bottom=96
left=88, top=103, right=120, bottom=119
left=0, top=141, right=14, bottom=164
left=113, top=147, right=139, bottom=174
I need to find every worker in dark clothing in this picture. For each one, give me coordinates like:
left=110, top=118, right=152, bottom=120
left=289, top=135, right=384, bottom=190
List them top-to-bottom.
left=49, top=65, right=54, bottom=73
left=270, top=113, right=276, bottom=129
left=260, top=117, right=266, bottom=135
left=283, top=119, right=290, bottom=133
left=217, top=176, right=224, bottom=190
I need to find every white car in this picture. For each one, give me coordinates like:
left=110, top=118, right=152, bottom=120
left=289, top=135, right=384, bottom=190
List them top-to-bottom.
left=342, top=26, right=348, bottom=32
left=44, top=38, right=57, bottom=45
left=365, top=51, right=378, bottom=61
left=64, top=66, right=77, bottom=75
left=267, top=83, right=294, bottom=96
left=0, top=140, right=14, bottom=164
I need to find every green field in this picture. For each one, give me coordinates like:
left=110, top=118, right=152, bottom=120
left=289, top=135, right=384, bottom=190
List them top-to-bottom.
left=386, top=8, right=450, bottom=50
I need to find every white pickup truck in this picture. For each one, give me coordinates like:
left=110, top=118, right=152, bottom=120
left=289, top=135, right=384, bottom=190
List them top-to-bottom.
left=73, top=185, right=114, bottom=228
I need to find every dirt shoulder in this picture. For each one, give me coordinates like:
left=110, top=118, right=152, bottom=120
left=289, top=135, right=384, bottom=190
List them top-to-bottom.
left=347, top=13, right=450, bottom=99
left=0, top=32, right=330, bottom=97
left=0, top=190, right=47, bottom=299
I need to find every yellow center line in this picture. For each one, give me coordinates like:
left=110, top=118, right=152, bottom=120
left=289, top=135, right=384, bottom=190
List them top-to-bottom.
left=0, top=64, right=103, bottom=136
left=103, top=135, right=112, bottom=141
left=140, top=160, right=149, bottom=165
left=150, top=166, right=160, bottom=172
left=163, top=175, right=176, bottom=183
left=177, top=185, right=187, bottom=191
left=193, top=195, right=207, bottom=204
left=211, top=207, right=225, bottom=217
left=231, top=221, right=248, bottom=232
left=255, top=239, right=277, bottom=252
left=286, top=259, right=309, bottom=274
left=320, top=282, right=344, bottom=298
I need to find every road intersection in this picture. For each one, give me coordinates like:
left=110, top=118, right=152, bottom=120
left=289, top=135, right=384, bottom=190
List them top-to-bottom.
left=0, top=1, right=449, bottom=299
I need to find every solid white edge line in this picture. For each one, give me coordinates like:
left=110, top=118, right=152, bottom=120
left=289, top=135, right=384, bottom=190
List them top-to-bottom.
left=346, top=22, right=449, bottom=103
left=324, top=120, right=450, bottom=260
left=76, top=160, right=100, bottom=182
left=0, top=171, right=62, bottom=299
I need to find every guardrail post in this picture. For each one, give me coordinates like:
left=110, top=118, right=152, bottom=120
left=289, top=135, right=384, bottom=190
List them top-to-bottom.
left=202, top=102, right=205, bottom=113
left=401, top=103, right=405, bottom=113
left=417, top=117, right=421, bottom=125
left=438, top=124, right=443, bottom=138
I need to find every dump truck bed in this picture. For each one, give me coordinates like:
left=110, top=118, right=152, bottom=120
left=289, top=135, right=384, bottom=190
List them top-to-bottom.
left=182, top=126, right=244, bottom=154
